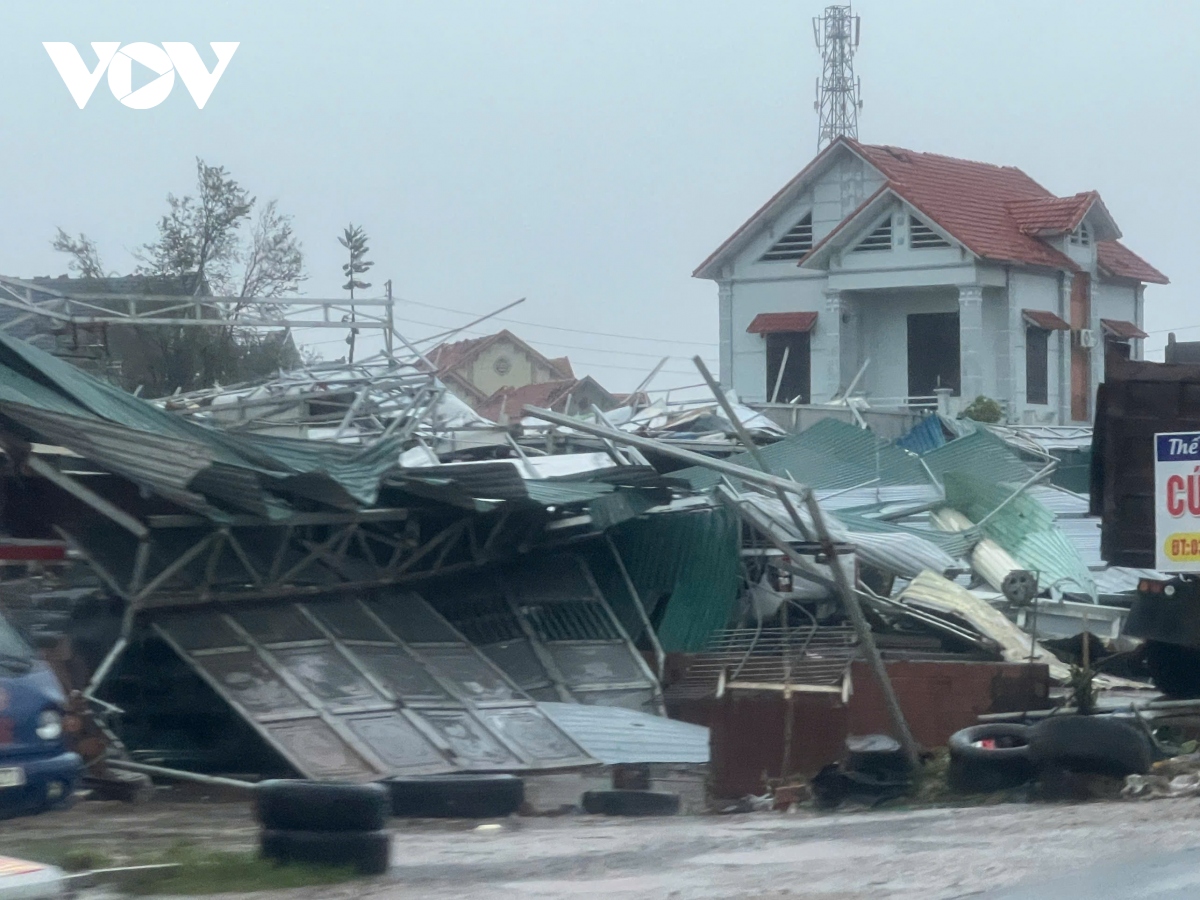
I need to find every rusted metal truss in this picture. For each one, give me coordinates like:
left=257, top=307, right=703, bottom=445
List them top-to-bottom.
left=56, top=505, right=544, bottom=612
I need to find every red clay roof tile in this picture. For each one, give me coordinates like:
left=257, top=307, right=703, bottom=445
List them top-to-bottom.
left=1005, top=192, right=1098, bottom=236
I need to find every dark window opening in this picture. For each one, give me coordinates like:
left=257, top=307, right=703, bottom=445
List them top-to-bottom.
left=761, top=213, right=814, bottom=261
left=854, top=217, right=893, bottom=252
left=907, top=312, right=960, bottom=400
left=1026, top=326, right=1049, bottom=405
left=766, top=332, right=811, bottom=404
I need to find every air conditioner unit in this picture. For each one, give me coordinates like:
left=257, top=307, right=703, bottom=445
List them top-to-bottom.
left=1078, top=329, right=1098, bottom=349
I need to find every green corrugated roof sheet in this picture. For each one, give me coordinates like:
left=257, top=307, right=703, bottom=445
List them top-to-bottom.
left=676, top=418, right=927, bottom=491
left=922, top=429, right=1035, bottom=486
left=944, top=471, right=1096, bottom=599
left=596, top=506, right=741, bottom=652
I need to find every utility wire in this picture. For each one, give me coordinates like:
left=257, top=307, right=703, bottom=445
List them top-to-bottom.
left=394, top=296, right=718, bottom=347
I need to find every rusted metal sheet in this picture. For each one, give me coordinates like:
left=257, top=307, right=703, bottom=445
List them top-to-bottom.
left=147, top=592, right=594, bottom=780
left=667, top=658, right=1050, bottom=798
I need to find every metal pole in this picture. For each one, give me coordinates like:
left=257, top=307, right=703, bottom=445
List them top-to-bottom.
left=692, top=357, right=813, bottom=541
left=606, top=534, right=666, bottom=681
left=104, top=758, right=257, bottom=792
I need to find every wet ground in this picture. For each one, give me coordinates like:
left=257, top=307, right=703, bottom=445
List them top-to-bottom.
left=5, top=795, right=1200, bottom=899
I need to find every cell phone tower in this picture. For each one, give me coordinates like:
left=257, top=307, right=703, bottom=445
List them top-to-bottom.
left=813, top=4, right=862, bottom=149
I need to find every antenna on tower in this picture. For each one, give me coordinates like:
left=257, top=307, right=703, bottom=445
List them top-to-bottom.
left=813, top=4, right=863, bottom=150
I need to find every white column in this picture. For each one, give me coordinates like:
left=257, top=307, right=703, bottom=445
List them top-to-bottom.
left=718, top=281, right=733, bottom=389
left=957, top=284, right=985, bottom=402
left=820, top=288, right=843, bottom=401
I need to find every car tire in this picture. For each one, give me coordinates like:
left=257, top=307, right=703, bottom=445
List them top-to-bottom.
left=1144, top=641, right=1200, bottom=698
left=1028, top=714, right=1153, bottom=777
left=946, top=723, right=1036, bottom=793
left=387, top=774, right=523, bottom=819
left=255, top=780, right=390, bottom=832
left=581, top=790, right=681, bottom=817
left=260, top=829, right=390, bottom=876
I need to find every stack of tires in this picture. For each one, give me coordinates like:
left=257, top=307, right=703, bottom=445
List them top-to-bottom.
left=947, top=715, right=1154, bottom=794
left=387, top=773, right=525, bottom=818
left=255, top=780, right=391, bottom=876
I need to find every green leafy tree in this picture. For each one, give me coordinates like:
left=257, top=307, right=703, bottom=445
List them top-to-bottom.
left=52, top=159, right=306, bottom=396
left=338, top=224, right=373, bottom=363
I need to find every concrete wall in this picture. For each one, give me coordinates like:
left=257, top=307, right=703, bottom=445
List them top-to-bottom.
left=1007, top=269, right=1067, bottom=422
left=729, top=278, right=827, bottom=403
left=854, top=287, right=959, bottom=403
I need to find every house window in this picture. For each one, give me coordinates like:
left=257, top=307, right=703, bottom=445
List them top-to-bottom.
left=760, top=213, right=813, bottom=261
left=909, top=216, right=950, bottom=249
left=853, top=217, right=892, bottom=252
left=1069, top=222, right=1091, bottom=246
left=907, top=313, right=960, bottom=400
left=1026, top=326, right=1049, bottom=405
left=765, top=332, right=811, bottom=404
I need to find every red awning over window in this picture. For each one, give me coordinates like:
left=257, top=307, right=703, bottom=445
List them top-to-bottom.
left=1021, top=309, right=1071, bottom=331
left=746, top=312, right=818, bottom=334
left=1101, top=318, right=1148, bottom=340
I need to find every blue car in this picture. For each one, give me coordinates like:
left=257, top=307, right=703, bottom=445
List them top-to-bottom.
left=0, top=613, right=82, bottom=819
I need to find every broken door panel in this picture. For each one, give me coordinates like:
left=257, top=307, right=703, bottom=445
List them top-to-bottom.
left=368, top=590, right=460, bottom=644
left=147, top=597, right=593, bottom=780
left=306, top=599, right=392, bottom=642
left=233, top=606, right=324, bottom=644
left=548, top=644, right=649, bottom=688
left=349, top=645, right=451, bottom=702
left=271, top=646, right=388, bottom=709
left=419, top=647, right=523, bottom=703
left=191, top=651, right=310, bottom=718
left=476, top=707, right=588, bottom=763
left=416, top=710, right=522, bottom=769
left=340, top=713, right=447, bottom=773
left=263, top=719, right=376, bottom=779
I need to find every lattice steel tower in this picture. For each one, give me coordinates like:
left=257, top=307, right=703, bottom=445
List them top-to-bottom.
left=813, top=5, right=862, bottom=149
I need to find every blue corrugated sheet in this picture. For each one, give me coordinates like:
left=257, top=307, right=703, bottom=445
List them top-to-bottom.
left=895, top=415, right=947, bottom=455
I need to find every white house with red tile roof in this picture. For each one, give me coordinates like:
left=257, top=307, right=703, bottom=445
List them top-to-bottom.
left=694, top=137, right=1167, bottom=425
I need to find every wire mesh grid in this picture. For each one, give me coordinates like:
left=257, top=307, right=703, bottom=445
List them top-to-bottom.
left=665, top=624, right=857, bottom=700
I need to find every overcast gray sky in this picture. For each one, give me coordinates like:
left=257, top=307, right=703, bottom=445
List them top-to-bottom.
left=2, top=1, right=1195, bottom=392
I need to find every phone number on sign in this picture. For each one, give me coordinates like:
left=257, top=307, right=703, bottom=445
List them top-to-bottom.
left=1165, top=534, right=1200, bottom=562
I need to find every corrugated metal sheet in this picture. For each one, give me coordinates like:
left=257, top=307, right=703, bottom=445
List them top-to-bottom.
left=894, top=415, right=947, bottom=454
left=676, top=418, right=926, bottom=491
left=922, top=429, right=1036, bottom=486
left=944, top=472, right=1096, bottom=599
left=814, top=484, right=941, bottom=512
left=1027, top=485, right=1091, bottom=518
left=742, top=494, right=958, bottom=577
left=606, top=506, right=741, bottom=653
left=1093, top=566, right=1165, bottom=597
left=898, top=570, right=1073, bottom=682
left=537, top=701, right=709, bottom=764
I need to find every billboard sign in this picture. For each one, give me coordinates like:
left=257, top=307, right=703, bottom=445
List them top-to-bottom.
left=1155, top=432, right=1200, bottom=571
